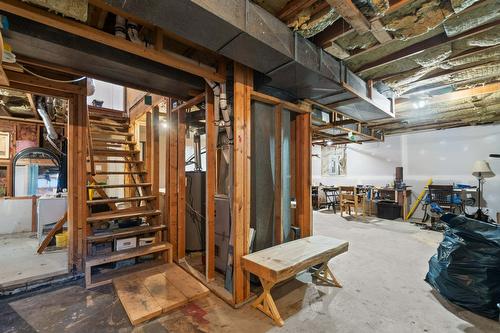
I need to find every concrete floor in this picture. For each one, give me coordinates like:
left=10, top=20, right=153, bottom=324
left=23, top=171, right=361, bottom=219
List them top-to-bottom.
left=1, top=211, right=499, bottom=332
left=0, top=232, right=68, bottom=289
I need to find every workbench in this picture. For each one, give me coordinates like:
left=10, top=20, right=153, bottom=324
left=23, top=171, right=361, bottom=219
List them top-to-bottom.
left=241, top=235, right=349, bottom=326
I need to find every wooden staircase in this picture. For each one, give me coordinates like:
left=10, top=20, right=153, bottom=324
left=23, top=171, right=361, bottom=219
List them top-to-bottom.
left=84, top=106, right=171, bottom=288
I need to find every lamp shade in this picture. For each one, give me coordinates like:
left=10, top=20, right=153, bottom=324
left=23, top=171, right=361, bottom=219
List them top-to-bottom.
left=472, top=160, right=495, bottom=178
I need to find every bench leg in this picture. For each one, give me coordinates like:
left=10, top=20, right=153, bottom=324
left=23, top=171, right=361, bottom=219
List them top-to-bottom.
left=312, top=262, right=342, bottom=288
left=252, top=277, right=284, bottom=326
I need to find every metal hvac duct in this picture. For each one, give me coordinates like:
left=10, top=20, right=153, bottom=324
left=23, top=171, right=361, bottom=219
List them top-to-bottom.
left=103, top=0, right=395, bottom=121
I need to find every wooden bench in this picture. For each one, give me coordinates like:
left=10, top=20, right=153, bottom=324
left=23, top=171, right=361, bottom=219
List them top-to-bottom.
left=242, top=235, right=349, bottom=326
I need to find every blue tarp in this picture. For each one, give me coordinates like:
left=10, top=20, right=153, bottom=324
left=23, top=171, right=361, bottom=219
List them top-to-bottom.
left=425, top=214, right=500, bottom=319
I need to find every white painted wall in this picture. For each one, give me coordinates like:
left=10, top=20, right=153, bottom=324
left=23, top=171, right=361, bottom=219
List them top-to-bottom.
left=87, top=79, right=124, bottom=111
left=312, top=124, right=500, bottom=219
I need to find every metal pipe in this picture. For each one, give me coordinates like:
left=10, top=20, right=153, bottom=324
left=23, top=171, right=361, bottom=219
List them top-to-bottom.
left=36, top=96, right=58, bottom=141
left=194, top=132, right=202, bottom=171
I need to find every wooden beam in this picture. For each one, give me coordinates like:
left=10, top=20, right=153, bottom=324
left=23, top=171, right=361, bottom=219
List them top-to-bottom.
left=0, top=0, right=224, bottom=82
left=277, top=0, right=317, bottom=21
left=326, top=0, right=370, bottom=34
left=312, top=18, right=351, bottom=47
left=356, top=19, right=500, bottom=74
left=371, top=19, right=392, bottom=44
left=233, top=62, right=252, bottom=304
left=6, top=70, right=85, bottom=95
left=397, top=82, right=500, bottom=110
left=205, top=85, right=216, bottom=281
left=170, top=93, right=206, bottom=113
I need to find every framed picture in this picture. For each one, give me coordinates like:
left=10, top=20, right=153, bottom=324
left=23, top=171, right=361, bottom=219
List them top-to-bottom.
left=0, top=131, right=10, bottom=159
left=321, top=146, right=347, bottom=176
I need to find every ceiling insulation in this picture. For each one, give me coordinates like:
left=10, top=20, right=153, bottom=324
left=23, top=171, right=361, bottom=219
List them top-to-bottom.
left=22, top=0, right=88, bottom=21
left=352, top=0, right=389, bottom=17
left=382, top=0, right=454, bottom=40
left=444, top=0, right=499, bottom=36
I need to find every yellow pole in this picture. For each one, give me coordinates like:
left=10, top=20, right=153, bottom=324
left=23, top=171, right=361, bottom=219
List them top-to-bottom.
left=405, top=178, right=433, bottom=220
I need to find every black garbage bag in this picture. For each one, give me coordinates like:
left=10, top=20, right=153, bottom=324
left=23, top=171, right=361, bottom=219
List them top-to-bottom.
left=425, top=214, right=500, bottom=319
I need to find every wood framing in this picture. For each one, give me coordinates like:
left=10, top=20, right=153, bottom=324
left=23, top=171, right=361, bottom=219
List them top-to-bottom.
left=0, top=0, right=224, bottom=82
left=326, top=0, right=370, bottom=33
left=233, top=62, right=252, bottom=304
left=205, top=85, right=216, bottom=281
left=274, top=105, right=283, bottom=245
left=168, top=107, right=179, bottom=262
left=177, top=108, right=186, bottom=260
left=295, top=112, right=312, bottom=238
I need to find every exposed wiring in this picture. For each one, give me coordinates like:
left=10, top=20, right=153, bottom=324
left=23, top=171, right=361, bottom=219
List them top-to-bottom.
left=18, top=63, right=86, bottom=83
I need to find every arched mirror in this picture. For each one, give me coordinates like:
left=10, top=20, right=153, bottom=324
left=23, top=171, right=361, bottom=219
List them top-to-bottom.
left=12, top=148, right=60, bottom=196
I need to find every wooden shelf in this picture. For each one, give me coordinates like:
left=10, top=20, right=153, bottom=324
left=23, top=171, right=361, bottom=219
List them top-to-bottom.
left=86, top=209, right=160, bottom=223
left=86, top=224, right=166, bottom=243
left=85, top=242, right=173, bottom=288
left=86, top=259, right=165, bottom=289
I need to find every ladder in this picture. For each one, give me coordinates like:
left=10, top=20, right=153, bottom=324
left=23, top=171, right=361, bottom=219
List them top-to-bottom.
left=84, top=106, right=171, bottom=288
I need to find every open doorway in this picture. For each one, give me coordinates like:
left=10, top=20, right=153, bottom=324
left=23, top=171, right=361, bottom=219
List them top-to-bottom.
left=0, top=86, right=69, bottom=290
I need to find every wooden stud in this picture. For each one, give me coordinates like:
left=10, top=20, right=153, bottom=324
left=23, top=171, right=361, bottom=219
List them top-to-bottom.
left=0, top=0, right=224, bottom=82
left=233, top=62, right=252, bottom=304
left=205, top=84, right=216, bottom=281
left=274, top=105, right=283, bottom=245
left=152, top=107, right=160, bottom=210
left=168, top=107, right=178, bottom=261
left=177, top=108, right=186, bottom=260
left=295, top=113, right=312, bottom=237
left=31, top=195, right=37, bottom=232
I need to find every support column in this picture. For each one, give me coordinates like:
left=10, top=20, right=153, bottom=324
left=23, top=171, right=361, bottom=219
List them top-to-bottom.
left=233, top=62, right=252, bottom=303
left=205, top=85, right=216, bottom=281
left=295, top=112, right=312, bottom=237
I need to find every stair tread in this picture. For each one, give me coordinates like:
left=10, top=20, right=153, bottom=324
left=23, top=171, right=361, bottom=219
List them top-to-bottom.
left=90, top=120, right=129, bottom=127
left=91, top=129, right=133, bottom=136
left=93, top=138, right=136, bottom=145
left=92, top=150, right=140, bottom=156
left=93, top=159, right=143, bottom=164
left=89, top=171, right=146, bottom=175
left=87, top=183, right=151, bottom=189
left=87, top=195, right=156, bottom=205
left=86, top=209, right=161, bottom=223
left=86, top=224, right=166, bottom=243
left=86, top=241, right=171, bottom=266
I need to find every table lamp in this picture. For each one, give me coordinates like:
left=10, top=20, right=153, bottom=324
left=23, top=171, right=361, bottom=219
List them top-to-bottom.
left=472, top=160, right=495, bottom=220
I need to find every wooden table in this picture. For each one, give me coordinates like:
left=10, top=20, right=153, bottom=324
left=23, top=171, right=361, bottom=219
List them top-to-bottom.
left=242, top=235, right=349, bottom=326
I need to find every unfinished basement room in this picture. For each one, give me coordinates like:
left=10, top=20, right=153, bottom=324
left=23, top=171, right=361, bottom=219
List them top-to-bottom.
left=0, top=0, right=499, bottom=332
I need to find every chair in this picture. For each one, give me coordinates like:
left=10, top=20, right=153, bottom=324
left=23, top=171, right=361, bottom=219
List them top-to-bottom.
left=423, top=185, right=461, bottom=226
left=339, top=186, right=365, bottom=217
left=323, top=187, right=339, bottom=213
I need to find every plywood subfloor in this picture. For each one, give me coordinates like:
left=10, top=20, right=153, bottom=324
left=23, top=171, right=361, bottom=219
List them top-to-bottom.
left=113, top=263, right=209, bottom=325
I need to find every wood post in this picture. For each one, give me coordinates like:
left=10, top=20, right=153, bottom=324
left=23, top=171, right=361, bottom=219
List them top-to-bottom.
left=233, top=62, right=252, bottom=303
left=205, top=85, right=216, bottom=281
left=68, top=91, right=88, bottom=272
left=274, top=105, right=283, bottom=245
left=152, top=107, right=160, bottom=210
left=168, top=107, right=178, bottom=261
left=177, top=108, right=186, bottom=260
left=295, top=112, right=312, bottom=238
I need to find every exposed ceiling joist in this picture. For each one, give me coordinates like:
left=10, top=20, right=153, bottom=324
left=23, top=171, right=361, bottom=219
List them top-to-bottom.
left=277, top=0, right=317, bottom=21
left=325, top=0, right=370, bottom=34
left=355, top=19, right=500, bottom=74
left=370, top=19, right=392, bottom=44
left=397, top=82, right=500, bottom=109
